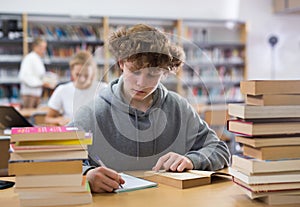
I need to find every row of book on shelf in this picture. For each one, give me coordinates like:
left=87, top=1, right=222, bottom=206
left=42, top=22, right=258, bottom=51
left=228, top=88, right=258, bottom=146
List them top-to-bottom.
left=29, top=23, right=176, bottom=43
left=28, top=24, right=103, bottom=41
left=0, top=44, right=104, bottom=59
left=46, top=44, right=103, bottom=58
left=0, top=46, right=23, bottom=55
left=185, top=47, right=244, bottom=64
left=182, top=65, right=244, bottom=83
left=227, top=80, right=300, bottom=205
left=185, top=86, right=243, bottom=104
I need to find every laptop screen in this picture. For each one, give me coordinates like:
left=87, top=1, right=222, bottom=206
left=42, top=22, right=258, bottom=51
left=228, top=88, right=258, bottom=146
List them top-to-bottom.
left=0, top=106, right=33, bottom=129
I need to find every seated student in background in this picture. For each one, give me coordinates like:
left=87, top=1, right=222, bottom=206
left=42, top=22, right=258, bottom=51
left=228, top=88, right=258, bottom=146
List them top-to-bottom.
left=69, top=24, right=231, bottom=193
left=45, top=50, right=107, bottom=126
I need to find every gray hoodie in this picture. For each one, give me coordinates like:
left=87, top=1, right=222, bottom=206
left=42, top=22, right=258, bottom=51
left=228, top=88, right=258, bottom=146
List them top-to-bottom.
left=70, top=76, right=230, bottom=172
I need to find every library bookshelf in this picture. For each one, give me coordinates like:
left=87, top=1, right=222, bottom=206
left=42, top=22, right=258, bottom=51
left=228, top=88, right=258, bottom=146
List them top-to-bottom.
left=0, top=13, right=247, bottom=127
left=0, top=13, right=23, bottom=105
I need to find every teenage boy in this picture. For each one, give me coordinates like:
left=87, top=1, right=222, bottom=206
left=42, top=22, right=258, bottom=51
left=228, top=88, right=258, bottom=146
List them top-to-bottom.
left=70, top=24, right=230, bottom=193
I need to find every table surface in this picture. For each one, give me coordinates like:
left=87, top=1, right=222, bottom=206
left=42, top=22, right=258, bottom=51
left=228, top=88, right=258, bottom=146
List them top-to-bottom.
left=17, top=107, right=48, bottom=118
left=1, top=175, right=298, bottom=207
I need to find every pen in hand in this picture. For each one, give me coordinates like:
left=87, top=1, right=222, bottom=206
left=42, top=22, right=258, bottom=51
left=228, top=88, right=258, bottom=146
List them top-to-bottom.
left=94, top=155, right=123, bottom=189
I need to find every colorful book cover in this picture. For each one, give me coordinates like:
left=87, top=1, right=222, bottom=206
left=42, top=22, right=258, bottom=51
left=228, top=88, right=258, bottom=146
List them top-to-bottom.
left=11, top=126, right=80, bottom=134
left=15, top=137, right=93, bottom=146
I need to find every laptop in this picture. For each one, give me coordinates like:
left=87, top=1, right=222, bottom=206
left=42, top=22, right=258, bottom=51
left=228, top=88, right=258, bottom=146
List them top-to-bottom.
left=0, top=106, right=33, bottom=130
left=0, top=106, right=33, bottom=176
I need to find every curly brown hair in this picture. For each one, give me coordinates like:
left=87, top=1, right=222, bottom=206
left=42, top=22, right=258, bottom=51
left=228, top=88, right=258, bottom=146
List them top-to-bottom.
left=108, top=24, right=185, bottom=73
left=169, top=44, right=185, bottom=72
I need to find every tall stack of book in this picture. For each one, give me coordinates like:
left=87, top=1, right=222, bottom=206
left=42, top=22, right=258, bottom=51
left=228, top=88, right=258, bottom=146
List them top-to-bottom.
left=227, top=80, right=300, bottom=205
left=8, top=126, right=93, bottom=207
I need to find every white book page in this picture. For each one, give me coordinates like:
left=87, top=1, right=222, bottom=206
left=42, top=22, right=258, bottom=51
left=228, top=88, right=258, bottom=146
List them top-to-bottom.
left=114, top=173, right=157, bottom=193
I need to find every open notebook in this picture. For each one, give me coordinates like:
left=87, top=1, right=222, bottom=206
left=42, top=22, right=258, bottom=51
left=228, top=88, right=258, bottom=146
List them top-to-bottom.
left=115, top=173, right=157, bottom=193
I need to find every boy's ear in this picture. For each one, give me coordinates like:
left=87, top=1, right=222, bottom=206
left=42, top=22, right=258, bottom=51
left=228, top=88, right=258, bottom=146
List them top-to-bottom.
left=118, top=60, right=124, bottom=71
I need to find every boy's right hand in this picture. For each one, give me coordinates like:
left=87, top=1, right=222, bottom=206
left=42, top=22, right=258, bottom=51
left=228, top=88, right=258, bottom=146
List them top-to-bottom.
left=86, top=167, right=125, bottom=193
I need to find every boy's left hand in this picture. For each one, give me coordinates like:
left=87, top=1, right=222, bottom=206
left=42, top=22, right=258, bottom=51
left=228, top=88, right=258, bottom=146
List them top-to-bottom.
left=152, top=152, right=194, bottom=172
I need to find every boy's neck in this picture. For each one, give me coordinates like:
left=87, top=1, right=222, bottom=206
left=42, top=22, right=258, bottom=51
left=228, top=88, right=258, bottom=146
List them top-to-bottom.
left=122, top=90, right=153, bottom=112
left=130, top=96, right=153, bottom=112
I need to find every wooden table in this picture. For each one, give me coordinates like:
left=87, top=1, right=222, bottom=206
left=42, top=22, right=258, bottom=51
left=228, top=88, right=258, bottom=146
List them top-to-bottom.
left=17, top=107, right=49, bottom=125
left=18, top=107, right=48, bottom=118
left=1, top=176, right=298, bottom=207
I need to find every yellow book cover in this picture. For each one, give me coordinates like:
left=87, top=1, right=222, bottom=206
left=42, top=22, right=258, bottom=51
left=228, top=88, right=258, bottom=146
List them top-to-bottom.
left=15, top=137, right=92, bottom=146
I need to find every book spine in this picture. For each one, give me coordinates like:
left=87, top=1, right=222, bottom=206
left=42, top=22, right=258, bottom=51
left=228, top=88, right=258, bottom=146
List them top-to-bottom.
left=16, top=138, right=93, bottom=146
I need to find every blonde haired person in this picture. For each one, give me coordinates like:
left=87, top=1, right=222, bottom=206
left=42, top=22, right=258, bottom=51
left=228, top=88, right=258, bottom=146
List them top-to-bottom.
left=69, top=24, right=230, bottom=193
left=18, top=37, right=50, bottom=108
left=45, top=50, right=107, bottom=126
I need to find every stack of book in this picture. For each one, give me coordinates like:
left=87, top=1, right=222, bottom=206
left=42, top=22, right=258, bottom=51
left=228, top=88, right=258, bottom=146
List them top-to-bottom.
left=227, top=80, right=300, bottom=205
left=8, top=126, right=92, bottom=207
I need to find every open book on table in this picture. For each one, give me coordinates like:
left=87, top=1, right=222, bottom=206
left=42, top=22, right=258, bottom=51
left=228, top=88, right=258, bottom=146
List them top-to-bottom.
left=143, top=169, right=230, bottom=189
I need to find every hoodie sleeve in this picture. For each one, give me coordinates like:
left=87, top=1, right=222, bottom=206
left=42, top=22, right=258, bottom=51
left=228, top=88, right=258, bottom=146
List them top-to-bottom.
left=183, top=103, right=231, bottom=171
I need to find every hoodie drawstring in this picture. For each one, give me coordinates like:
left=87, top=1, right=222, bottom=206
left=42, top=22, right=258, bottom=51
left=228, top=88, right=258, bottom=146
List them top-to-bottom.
left=134, top=109, right=139, bottom=160
left=153, top=110, right=157, bottom=155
